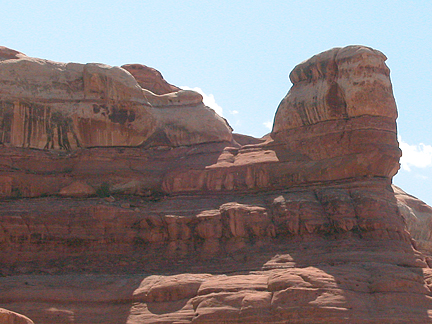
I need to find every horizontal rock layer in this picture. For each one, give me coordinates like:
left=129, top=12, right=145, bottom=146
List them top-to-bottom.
left=272, top=46, right=400, bottom=179
left=0, top=179, right=410, bottom=273
left=2, top=180, right=432, bottom=323
left=2, top=259, right=432, bottom=324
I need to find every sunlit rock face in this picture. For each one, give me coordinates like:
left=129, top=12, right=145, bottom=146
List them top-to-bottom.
left=2, top=45, right=432, bottom=324
left=272, top=45, right=401, bottom=179
left=0, top=47, right=232, bottom=150
left=0, top=56, right=156, bottom=149
left=121, top=63, right=181, bottom=95
left=394, top=185, right=432, bottom=257
left=0, top=308, right=34, bottom=324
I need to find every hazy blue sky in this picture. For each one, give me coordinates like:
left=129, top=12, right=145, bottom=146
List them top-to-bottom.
left=2, top=1, right=432, bottom=204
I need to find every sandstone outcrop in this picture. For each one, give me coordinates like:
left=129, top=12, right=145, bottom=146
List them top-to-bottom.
left=1, top=45, right=432, bottom=323
left=0, top=46, right=232, bottom=150
left=272, top=46, right=400, bottom=180
left=0, top=47, right=399, bottom=200
left=121, top=63, right=180, bottom=95
left=58, top=180, right=97, bottom=198
left=394, top=185, right=432, bottom=256
left=0, top=308, right=34, bottom=324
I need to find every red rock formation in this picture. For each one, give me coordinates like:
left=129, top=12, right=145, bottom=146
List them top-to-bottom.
left=1, top=45, right=432, bottom=323
left=0, top=46, right=26, bottom=60
left=272, top=46, right=401, bottom=180
left=0, top=48, right=231, bottom=150
left=121, top=63, right=181, bottom=95
left=394, top=185, right=432, bottom=256
left=0, top=308, right=34, bottom=324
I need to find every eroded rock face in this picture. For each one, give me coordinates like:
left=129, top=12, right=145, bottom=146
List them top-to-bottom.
left=1, top=45, right=432, bottom=324
left=272, top=46, right=401, bottom=179
left=274, top=46, right=397, bottom=129
left=0, top=47, right=232, bottom=150
left=0, top=47, right=27, bottom=61
left=0, top=57, right=156, bottom=149
left=121, top=63, right=181, bottom=95
left=2, top=180, right=430, bottom=324
left=394, top=185, right=432, bottom=257
left=0, top=308, right=34, bottom=324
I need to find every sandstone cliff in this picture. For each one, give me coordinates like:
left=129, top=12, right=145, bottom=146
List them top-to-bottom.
left=0, top=46, right=231, bottom=150
left=1, top=46, right=432, bottom=324
left=394, top=185, right=432, bottom=257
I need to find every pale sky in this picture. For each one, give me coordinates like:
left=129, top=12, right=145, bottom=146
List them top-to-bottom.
left=2, top=0, right=432, bottom=205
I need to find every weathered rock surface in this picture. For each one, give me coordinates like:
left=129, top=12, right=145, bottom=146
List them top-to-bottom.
left=1, top=45, right=432, bottom=323
left=0, top=46, right=27, bottom=61
left=272, top=46, right=401, bottom=180
left=0, top=47, right=232, bottom=150
left=121, top=63, right=181, bottom=95
left=58, top=180, right=97, bottom=198
left=394, top=185, right=432, bottom=257
left=0, top=308, right=34, bottom=324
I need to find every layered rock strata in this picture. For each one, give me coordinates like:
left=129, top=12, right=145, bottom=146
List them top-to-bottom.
left=0, top=46, right=231, bottom=150
left=0, top=46, right=400, bottom=200
left=1, top=46, right=432, bottom=323
left=271, top=46, right=400, bottom=180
